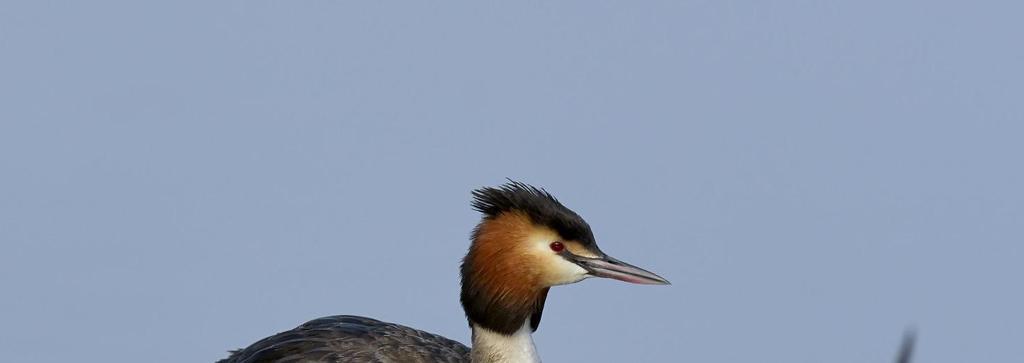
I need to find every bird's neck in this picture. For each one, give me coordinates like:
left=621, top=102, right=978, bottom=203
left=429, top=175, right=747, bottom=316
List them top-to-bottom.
left=461, top=213, right=552, bottom=335
left=470, top=321, right=541, bottom=363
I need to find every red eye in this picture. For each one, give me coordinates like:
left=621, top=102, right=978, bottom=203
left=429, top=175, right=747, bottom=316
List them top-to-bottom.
left=549, top=241, right=565, bottom=252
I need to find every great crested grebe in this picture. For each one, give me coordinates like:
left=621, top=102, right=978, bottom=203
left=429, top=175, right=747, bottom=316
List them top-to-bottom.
left=218, top=181, right=669, bottom=363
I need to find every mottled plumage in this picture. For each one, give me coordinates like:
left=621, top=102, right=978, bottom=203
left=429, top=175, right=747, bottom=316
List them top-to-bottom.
left=217, top=315, right=469, bottom=363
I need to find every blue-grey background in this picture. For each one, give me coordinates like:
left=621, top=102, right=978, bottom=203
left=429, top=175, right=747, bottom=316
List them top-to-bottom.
left=2, top=1, right=1021, bottom=362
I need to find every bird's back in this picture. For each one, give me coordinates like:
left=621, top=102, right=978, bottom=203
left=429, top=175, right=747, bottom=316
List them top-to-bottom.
left=218, top=315, right=470, bottom=363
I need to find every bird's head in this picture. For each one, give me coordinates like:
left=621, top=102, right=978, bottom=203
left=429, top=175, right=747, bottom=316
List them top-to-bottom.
left=460, top=181, right=669, bottom=335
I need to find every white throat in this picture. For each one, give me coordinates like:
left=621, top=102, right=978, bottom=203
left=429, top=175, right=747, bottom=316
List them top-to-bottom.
left=470, top=321, right=541, bottom=363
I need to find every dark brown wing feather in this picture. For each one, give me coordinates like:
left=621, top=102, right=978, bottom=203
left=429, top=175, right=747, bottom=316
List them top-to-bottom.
left=217, top=315, right=470, bottom=363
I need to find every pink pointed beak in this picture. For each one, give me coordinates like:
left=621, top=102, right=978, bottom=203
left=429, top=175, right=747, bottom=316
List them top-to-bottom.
left=574, top=254, right=670, bottom=285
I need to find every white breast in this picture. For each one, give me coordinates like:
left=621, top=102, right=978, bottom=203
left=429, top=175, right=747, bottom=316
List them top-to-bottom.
left=470, top=321, right=541, bottom=363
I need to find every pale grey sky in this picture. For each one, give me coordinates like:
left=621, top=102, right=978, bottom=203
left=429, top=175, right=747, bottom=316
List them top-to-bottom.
left=2, top=1, right=1022, bottom=362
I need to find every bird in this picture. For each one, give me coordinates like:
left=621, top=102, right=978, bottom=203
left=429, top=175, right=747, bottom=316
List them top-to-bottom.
left=217, top=181, right=670, bottom=363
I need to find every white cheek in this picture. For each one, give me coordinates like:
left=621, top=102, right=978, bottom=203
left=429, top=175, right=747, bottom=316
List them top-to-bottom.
left=525, top=231, right=589, bottom=286
left=549, top=258, right=589, bottom=285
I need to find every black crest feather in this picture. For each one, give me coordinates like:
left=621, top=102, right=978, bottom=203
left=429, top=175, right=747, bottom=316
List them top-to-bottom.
left=470, top=180, right=595, bottom=246
left=471, top=180, right=558, bottom=217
